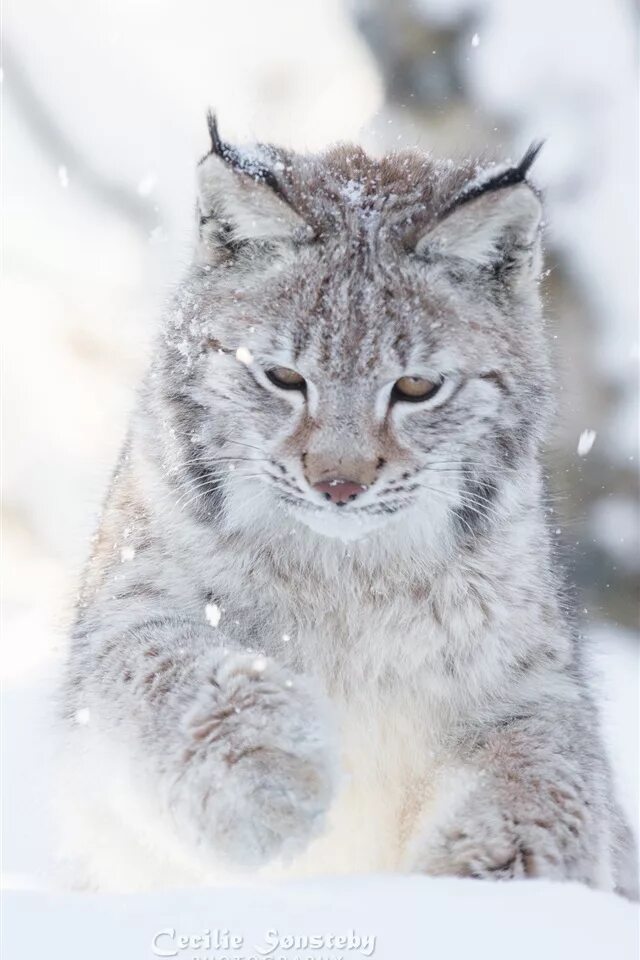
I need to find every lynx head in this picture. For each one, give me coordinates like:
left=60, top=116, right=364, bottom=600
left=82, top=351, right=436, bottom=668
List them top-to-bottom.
left=157, top=116, right=549, bottom=550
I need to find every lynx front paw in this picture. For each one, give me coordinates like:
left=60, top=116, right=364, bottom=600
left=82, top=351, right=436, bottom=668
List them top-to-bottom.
left=172, top=653, right=337, bottom=867
left=408, top=783, right=579, bottom=882
left=410, top=811, right=538, bottom=880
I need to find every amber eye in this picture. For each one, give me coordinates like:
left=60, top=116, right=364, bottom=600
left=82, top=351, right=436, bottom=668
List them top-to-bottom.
left=266, top=366, right=307, bottom=391
left=392, top=375, right=442, bottom=403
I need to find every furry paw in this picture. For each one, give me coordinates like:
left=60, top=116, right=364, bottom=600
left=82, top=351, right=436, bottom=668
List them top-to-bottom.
left=171, top=652, right=337, bottom=867
left=407, top=772, right=576, bottom=882
left=409, top=816, right=540, bottom=880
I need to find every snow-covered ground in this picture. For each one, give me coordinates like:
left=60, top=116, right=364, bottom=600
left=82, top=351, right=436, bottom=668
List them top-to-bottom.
left=2, top=604, right=637, bottom=958
left=4, top=875, right=638, bottom=960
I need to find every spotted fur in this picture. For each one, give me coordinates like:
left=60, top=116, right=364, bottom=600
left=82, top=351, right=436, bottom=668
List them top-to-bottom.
left=59, top=123, right=637, bottom=897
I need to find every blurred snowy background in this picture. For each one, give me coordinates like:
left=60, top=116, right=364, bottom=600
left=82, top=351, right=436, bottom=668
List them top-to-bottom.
left=2, top=0, right=638, bottom=913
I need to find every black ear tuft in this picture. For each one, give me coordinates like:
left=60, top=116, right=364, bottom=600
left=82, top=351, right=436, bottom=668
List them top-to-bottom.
left=200, top=110, right=286, bottom=200
left=202, top=110, right=237, bottom=167
left=206, top=110, right=225, bottom=159
left=443, top=140, right=545, bottom=218
left=517, top=140, right=545, bottom=179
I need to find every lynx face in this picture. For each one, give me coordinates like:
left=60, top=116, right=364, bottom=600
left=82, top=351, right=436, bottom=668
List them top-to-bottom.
left=159, top=120, right=550, bottom=544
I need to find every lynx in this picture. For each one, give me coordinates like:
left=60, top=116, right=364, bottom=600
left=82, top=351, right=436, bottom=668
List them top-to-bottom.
left=60, top=116, right=637, bottom=897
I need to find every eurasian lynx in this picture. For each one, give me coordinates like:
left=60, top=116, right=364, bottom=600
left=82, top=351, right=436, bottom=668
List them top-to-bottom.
left=60, top=117, right=637, bottom=897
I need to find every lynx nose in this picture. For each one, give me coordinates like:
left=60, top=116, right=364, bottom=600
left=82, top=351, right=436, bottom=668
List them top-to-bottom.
left=313, top=479, right=368, bottom=505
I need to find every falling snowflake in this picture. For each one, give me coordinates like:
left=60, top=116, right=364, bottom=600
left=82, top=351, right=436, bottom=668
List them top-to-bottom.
left=471, top=33, right=480, bottom=47
left=58, top=165, right=69, bottom=188
left=137, top=173, right=157, bottom=196
left=236, top=346, right=253, bottom=365
left=577, top=429, right=597, bottom=457
left=120, top=546, right=136, bottom=562
left=205, top=602, right=221, bottom=627
left=252, top=655, right=267, bottom=673
left=75, top=708, right=91, bottom=726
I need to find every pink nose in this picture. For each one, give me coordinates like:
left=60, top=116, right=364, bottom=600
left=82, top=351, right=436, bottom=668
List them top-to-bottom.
left=313, top=479, right=368, bottom=505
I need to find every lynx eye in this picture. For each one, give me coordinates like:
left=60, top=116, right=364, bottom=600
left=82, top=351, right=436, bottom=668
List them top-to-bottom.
left=266, top=366, right=307, bottom=391
left=392, top=376, right=442, bottom=403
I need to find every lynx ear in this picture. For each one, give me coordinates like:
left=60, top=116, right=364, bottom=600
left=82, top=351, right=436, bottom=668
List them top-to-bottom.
left=197, top=113, right=310, bottom=256
left=415, top=143, right=544, bottom=276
